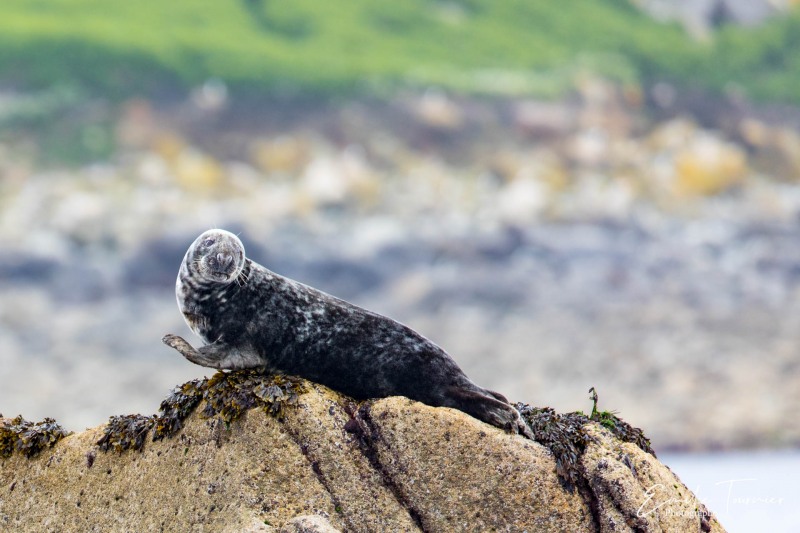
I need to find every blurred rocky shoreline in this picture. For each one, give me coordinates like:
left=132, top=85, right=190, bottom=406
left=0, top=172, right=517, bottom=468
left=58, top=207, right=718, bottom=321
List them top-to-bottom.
left=1, top=84, right=799, bottom=451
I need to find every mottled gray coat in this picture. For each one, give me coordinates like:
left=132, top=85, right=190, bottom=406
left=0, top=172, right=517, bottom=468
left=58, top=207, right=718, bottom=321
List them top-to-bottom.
left=163, top=229, right=529, bottom=435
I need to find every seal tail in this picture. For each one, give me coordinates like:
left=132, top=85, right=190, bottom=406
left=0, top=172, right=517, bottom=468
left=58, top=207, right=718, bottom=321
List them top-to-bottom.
left=445, top=386, right=531, bottom=438
left=484, top=389, right=510, bottom=403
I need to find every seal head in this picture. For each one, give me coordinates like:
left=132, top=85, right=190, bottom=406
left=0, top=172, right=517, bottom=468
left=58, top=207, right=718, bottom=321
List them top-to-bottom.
left=175, top=229, right=249, bottom=341
left=183, top=229, right=246, bottom=284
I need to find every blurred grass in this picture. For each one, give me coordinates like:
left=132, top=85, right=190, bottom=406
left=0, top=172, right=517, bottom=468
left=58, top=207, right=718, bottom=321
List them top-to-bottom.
left=0, top=1, right=797, bottom=102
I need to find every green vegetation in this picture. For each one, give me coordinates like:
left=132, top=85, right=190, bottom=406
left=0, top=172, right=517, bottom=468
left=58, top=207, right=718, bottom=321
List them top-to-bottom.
left=0, top=0, right=797, bottom=103
left=588, top=386, right=654, bottom=456
left=515, top=387, right=653, bottom=490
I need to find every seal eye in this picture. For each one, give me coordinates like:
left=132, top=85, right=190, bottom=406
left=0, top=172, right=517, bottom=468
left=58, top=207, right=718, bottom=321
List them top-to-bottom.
left=203, top=238, right=215, bottom=247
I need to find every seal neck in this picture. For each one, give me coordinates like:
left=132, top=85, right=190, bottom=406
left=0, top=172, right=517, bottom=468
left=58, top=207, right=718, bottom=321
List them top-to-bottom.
left=235, top=260, right=252, bottom=287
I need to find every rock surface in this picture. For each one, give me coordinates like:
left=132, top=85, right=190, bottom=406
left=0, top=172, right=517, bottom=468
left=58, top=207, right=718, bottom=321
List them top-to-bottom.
left=0, top=379, right=724, bottom=532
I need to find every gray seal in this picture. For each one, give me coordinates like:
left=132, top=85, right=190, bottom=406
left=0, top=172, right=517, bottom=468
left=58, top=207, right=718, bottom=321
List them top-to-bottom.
left=163, top=229, right=530, bottom=436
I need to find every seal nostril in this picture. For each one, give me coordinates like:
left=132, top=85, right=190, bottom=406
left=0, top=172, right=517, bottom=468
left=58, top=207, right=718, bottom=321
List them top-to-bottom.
left=217, top=252, right=233, bottom=270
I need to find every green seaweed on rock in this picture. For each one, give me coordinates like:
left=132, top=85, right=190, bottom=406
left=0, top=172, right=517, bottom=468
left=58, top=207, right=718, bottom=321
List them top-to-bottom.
left=97, top=370, right=307, bottom=454
left=194, top=370, right=307, bottom=425
left=199, top=371, right=261, bottom=425
left=252, top=374, right=306, bottom=418
left=153, top=378, right=207, bottom=441
left=588, top=386, right=655, bottom=456
left=515, top=387, right=655, bottom=489
left=515, top=404, right=592, bottom=489
left=97, top=414, right=155, bottom=453
left=0, top=415, right=71, bottom=458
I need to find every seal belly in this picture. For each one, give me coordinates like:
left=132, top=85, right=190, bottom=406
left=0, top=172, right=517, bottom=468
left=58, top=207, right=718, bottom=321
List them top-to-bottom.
left=182, top=311, right=210, bottom=339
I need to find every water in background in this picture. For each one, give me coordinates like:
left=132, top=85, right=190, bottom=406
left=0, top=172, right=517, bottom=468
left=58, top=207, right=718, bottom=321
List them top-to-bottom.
left=663, top=450, right=800, bottom=532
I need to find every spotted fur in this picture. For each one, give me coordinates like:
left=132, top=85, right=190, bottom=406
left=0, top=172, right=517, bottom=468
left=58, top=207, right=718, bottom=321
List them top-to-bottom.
left=163, top=229, right=531, bottom=436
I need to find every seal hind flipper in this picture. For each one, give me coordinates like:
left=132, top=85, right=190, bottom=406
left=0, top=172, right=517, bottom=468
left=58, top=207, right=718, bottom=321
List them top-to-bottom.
left=444, top=386, right=530, bottom=437
left=486, top=389, right=510, bottom=403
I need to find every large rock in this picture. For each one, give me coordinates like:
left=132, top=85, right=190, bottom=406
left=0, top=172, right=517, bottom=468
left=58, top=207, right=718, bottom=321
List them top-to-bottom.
left=0, top=376, right=725, bottom=532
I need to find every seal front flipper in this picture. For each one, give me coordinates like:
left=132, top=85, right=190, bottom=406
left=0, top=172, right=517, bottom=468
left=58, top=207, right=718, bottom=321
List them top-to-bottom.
left=161, top=334, right=263, bottom=370
left=162, top=334, right=222, bottom=368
